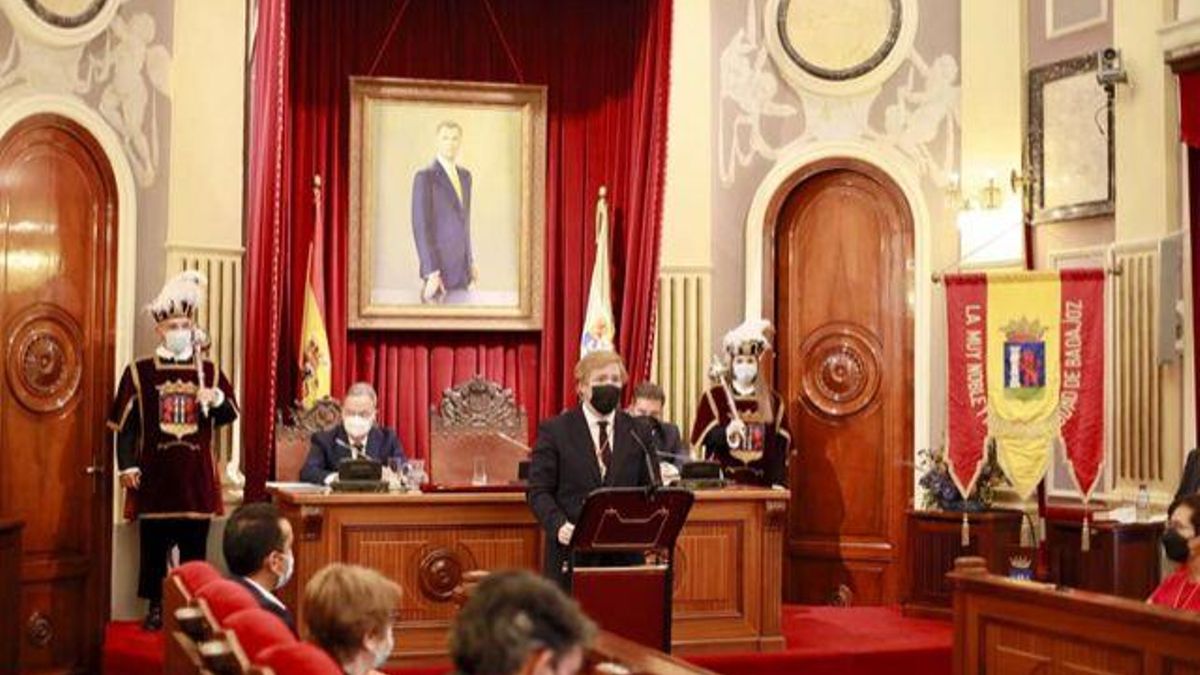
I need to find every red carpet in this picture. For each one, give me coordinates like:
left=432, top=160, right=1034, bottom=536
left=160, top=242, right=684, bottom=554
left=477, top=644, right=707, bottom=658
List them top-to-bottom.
left=104, top=605, right=950, bottom=675
left=686, top=606, right=952, bottom=675
left=103, top=621, right=162, bottom=675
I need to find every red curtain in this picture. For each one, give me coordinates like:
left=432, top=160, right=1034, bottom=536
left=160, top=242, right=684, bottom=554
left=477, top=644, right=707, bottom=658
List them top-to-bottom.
left=242, top=0, right=291, bottom=501
left=243, top=0, right=672, bottom=498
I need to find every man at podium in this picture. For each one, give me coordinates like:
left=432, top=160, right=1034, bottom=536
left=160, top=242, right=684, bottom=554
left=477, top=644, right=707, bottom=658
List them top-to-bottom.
left=527, top=350, right=660, bottom=587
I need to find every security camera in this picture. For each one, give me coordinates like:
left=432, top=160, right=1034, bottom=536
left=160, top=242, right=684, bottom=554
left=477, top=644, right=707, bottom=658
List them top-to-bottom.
left=1096, top=47, right=1128, bottom=86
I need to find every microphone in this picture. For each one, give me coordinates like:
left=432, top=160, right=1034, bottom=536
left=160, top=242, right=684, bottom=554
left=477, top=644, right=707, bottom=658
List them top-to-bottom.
left=628, top=416, right=663, bottom=488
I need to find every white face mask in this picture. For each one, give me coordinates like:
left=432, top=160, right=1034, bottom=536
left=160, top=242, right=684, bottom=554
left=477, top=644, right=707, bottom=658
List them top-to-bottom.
left=164, top=329, right=192, bottom=355
left=733, top=362, right=758, bottom=385
left=343, top=414, right=373, bottom=439
left=274, top=550, right=294, bottom=590
left=372, top=628, right=394, bottom=668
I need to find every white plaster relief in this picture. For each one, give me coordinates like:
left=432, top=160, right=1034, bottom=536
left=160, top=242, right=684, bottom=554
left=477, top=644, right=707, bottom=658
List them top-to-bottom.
left=718, top=0, right=959, bottom=189
left=0, top=1, right=170, bottom=187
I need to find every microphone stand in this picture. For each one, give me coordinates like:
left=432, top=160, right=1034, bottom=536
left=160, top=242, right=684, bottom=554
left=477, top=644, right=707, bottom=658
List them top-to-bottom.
left=628, top=417, right=662, bottom=492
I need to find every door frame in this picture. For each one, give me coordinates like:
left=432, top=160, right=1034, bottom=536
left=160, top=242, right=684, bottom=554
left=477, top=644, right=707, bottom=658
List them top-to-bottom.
left=0, top=96, right=140, bottom=625
left=742, top=140, right=933, bottom=486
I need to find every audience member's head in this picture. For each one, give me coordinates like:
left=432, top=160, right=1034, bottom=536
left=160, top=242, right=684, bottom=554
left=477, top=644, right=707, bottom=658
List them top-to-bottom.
left=574, top=350, right=627, bottom=416
left=342, top=381, right=378, bottom=442
left=628, top=381, right=665, bottom=420
left=1164, top=493, right=1200, bottom=566
left=223, top=502, right=294, bottom=591
left=303, top=563, right=401, bottom=674
left=451, top=570, right=595, bottom=675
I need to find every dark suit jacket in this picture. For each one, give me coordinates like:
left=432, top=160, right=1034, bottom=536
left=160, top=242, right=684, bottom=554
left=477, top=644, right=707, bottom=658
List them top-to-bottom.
left=412, top=159, right=473, bottom=290
left=527, top=407, right=659, bottom=586
left=656, top=421, right=688, bottom=468
left=300, top=425, right=406, bottom=485
left=1171, top=448, right=1200, bottom=514
left=232, top=576, right=297, bottom=636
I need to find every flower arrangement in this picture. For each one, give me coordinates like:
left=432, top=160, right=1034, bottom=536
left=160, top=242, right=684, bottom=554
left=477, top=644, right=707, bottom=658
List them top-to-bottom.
left=917, top=445, right=1007, bottom=511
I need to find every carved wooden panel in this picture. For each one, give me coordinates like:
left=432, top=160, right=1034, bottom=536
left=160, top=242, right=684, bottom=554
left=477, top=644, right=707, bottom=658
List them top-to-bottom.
left=5, top=304, right=83, bottom=413
left=798, top=322, right=882, bottom=418
left=674, top=523, right=741, bottom=615
left=343, top=524, right=538, bottom=624
left=985, top=622, right=1140, bottom=675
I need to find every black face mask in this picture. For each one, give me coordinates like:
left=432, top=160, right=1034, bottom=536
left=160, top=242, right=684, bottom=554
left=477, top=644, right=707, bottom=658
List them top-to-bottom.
left=589, top=384, right=621, bottom=415
left=1162, top=529, right=1192, bottom=563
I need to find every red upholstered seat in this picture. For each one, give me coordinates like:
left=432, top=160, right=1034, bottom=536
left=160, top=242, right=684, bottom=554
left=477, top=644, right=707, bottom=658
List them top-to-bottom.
left=169, top=560, right=221, bottom=594
left=194, top=579, right=258, bottom=623
left=221, top=608, right=296, bottom=661
left=256, top=642, right=342, bottom=674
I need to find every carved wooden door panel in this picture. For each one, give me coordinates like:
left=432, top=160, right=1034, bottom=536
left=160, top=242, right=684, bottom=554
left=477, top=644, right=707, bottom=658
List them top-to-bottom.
left=0, top=114, right=117, bottom=673
left=775, top=160, right=912, bottom=605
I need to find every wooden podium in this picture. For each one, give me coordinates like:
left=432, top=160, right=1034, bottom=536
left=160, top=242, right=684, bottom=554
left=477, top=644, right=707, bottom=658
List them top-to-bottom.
left=270, top=485, right=787, bottom=665
left=568, top=487, right=694, bottom=651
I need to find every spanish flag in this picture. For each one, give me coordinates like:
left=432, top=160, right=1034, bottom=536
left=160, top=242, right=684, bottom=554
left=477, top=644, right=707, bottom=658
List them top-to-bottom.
left=299, top=175, right=331, bottom=409
left=580, top=186, right=615, bottom=355
left=945, top=270, right=1105, bottom=500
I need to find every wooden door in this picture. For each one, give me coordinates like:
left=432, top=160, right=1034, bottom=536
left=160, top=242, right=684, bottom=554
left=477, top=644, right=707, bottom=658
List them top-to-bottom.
left=0, top=114, right=117, bottom=673
left=775, top=160, right=912, bottom=605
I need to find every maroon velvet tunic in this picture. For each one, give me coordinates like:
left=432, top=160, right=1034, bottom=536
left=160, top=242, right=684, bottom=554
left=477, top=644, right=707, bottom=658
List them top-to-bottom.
left=107, top=355, right=238, bottom=519
left=689, top=384, right=790, bottom=486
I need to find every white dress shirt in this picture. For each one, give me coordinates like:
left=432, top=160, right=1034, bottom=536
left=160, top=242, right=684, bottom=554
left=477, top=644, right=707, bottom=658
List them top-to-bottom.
left=581, top=403, right=615, bottom=479
left=242, top=576, right=287, bottom=612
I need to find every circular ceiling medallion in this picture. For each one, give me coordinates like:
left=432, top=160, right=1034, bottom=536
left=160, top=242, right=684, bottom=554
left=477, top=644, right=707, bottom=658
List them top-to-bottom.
left=22, top=0, right=107, bottom=28
left=764, top=0, right=918, bottom=97
left=6, top=304, right=83, bottom=414
left=798, top=322, right=882, bottom=419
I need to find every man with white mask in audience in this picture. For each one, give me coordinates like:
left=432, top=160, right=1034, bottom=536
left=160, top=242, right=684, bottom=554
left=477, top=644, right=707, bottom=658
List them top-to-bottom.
left=301, top=381, right=407, bottom=485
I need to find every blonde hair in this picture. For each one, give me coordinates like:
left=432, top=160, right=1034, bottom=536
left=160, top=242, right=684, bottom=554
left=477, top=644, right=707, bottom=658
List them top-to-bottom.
left=573, top=351, right=627, bottom=387
left=303, top=563, right=401, bottom=664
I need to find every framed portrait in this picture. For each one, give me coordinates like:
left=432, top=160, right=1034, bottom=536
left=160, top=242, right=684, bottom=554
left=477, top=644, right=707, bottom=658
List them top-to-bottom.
left=1028, top=53, right=1115, bottom=224
left=348, top=77, right=547, bottom=330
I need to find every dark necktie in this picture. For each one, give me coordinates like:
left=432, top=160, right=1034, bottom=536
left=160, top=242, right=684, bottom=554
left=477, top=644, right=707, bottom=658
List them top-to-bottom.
left=597, top=420, right=611, bottom=474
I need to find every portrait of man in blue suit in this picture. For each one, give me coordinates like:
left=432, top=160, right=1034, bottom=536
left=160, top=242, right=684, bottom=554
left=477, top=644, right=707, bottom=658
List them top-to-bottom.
left=411, top=120, right=476, bottom=304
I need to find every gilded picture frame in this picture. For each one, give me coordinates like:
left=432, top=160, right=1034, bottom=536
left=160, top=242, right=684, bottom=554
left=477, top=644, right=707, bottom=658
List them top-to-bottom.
left=1028, top=53, right=1115, bottom=224
left=348, top=77, right=546, bottom=330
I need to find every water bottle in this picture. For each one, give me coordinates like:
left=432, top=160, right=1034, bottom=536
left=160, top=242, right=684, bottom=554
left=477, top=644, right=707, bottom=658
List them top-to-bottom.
left=1135, top=484, right=1150, bottom=522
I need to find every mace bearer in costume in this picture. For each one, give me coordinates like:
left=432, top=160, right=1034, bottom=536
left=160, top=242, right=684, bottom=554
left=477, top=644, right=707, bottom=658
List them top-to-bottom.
left=106, top=271, right=239, bottom=630
left=690, top=319, right=791, bottom=487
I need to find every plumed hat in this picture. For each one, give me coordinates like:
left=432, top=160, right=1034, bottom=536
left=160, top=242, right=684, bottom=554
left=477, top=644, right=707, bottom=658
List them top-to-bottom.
left=147, top=270, right=206, bottom=323
left=722, top=318, right=773, bottom=357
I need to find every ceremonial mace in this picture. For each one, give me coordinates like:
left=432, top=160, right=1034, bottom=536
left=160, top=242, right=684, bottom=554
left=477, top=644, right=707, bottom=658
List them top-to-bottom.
left=193, top=327, right=212, bottom=416
left=707, top=355, right=758, bottom=466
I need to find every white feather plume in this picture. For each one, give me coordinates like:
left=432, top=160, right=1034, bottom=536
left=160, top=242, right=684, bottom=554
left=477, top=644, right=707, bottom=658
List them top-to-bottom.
left=146, top=270, right=207, bottom=319
left=722, top=318, right=773, bottom=353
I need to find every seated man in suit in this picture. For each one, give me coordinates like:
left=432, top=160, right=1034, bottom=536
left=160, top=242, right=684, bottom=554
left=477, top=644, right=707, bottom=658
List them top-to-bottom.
left=527, top=350, right=660, bottom=588
left=627, top=381, right=690, bottom=482
left=301, top=382, right=407, bottom=485
left=222, top=502, right=297, bottom=634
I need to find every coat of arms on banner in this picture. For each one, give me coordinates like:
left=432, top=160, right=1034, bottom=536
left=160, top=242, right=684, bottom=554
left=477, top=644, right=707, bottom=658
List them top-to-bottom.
left=1002, top=318, right=1046, bottom=394
left=157, top=380, right=200, bottom=439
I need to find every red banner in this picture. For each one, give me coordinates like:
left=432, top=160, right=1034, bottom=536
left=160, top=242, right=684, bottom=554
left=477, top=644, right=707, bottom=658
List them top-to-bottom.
left=1058, top=269, right=1106, bottom=498
left=945, top=274, right=989, bottom=497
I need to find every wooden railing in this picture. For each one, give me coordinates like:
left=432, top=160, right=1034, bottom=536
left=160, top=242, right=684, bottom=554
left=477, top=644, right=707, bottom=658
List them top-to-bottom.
left=949, top=556, right=1200, bottom=674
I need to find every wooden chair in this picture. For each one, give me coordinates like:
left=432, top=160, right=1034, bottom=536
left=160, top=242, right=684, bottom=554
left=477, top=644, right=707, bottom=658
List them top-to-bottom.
left=429, top=376, right=530, bottom=486
left=274, top=397, right=342, bottom=482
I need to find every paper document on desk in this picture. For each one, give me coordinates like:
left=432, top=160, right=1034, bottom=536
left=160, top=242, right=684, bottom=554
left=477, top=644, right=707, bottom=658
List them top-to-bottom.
left=266, top=481, right=327, bottom=492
